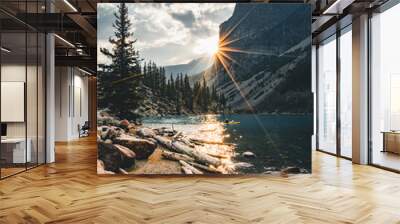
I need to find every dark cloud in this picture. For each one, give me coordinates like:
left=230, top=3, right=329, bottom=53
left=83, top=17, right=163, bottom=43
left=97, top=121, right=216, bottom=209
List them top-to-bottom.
left=170, top=11, right=196, bottom=28
left=191, top=24, right=214, bottom=38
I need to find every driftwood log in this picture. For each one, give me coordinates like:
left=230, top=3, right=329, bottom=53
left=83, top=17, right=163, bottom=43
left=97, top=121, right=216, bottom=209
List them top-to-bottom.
left=137, top=128, right=156, bottom=138
left=113, top=135, right=156, bottom=159
left=154, top=135, right=172, bottom=148
left=177, top=137, right=195, bottom=148
left=190, top=137, right=235, bottom=146
left=171, top=141, right=221, bottom=167
left=162, top=150, right=195, bottom=163
left=179, top=160, right=203, bottom=174
left=188, top=161, right=222, bottom=173
left=181, top=165, right=193, bottom=174
left=119, top=168, right=129, bottom=174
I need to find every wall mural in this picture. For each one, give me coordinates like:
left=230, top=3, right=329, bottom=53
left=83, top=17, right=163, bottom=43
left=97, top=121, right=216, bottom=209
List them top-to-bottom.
left=97, top=3, right=312, bottom=175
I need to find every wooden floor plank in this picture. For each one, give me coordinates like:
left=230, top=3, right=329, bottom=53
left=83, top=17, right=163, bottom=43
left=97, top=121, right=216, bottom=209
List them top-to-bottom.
left=0, top=136, right=399, bottom=223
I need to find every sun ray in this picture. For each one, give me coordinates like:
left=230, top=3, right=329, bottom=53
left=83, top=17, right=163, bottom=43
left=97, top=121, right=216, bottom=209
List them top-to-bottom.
left=219, top=6, right=256, bottom=44
left=219, top=35, right=248, bottom=48
left=214, top=39, right=278, bottom=149
left=219, top=46, right=277, bottom=57
left=217, top=51, right=247, bottom=71
left=215, top=53, right=254, bottom=112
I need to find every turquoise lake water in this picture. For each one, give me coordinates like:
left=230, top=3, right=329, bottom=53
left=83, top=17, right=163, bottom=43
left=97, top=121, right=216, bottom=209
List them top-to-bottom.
left=143, top=114, right=312, bottom=174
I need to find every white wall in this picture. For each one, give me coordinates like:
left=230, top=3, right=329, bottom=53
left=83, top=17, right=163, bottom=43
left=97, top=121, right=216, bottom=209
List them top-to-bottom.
left=1, top=63, right=46, bottom=164
left=1, top=64, right=26, bottom=138
left=54, top=67, right=89, bottom=141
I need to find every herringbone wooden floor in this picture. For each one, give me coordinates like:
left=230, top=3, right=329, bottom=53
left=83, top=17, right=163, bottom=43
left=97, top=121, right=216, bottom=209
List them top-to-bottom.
left=1, top=136, right=400, bottom=224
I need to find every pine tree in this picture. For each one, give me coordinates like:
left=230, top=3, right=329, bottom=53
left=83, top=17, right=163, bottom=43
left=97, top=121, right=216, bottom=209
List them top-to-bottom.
left=99, top=3, right=141, bottom=120
left=143, top=61, right=147, bottom=86
left=160, top=67, right=166, bottom=96
left=169, top=74, right=175, bottom=100
left=184, top=75, right=193, bottom=111
left=201, top=77, right=209, bottom=112
left=193, top=81, right=201, bottom=111
left=219, top=93, right=227, bottom=112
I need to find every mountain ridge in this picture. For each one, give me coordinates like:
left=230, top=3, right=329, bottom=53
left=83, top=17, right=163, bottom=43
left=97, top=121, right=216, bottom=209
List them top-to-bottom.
left=211, top=3, right=313, bottom=113
left=164, top=56, right=212, bottom=79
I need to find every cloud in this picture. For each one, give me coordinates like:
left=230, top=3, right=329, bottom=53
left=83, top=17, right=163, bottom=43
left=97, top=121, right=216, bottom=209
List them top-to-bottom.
left=98, top=3, right=235, bottom=66
left=171, top=11, right=196, bottom=28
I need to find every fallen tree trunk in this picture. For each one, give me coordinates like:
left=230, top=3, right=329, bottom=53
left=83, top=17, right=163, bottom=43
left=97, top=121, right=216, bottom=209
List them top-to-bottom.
left=137, top=127, right=156, bottom=138
left=172, top=131, right=182, bottom=139
left=113, top=135, right=156, bottom=159
left=154, top=135, right=172, bottom=148
left=178, top=137, right=195, bottom=148
left=190, top=137, right=235, bottom=146
left=171, top=141, right=221, bottom=167
left=162, top=150, right=195, bottom=163
left=206, top=152, right=230, bottom=159
left=179, top=160, right=203, bottom=174
left=188, top=161, right=222, bottom=173
left=181, top=166, right=193, bottom=174
left=119, top=168, right=129, bottom=174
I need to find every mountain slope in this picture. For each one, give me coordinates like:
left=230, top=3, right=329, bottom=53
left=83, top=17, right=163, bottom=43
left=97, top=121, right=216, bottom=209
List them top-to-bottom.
left=212, top=3, right=312, bottom=113
left=164, top=56, right=212, bottom=79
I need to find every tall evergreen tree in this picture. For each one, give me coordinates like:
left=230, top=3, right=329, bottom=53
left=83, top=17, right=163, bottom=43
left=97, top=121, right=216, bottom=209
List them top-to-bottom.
left=99, top=3, right=141, bottom=120
left=184, top=75, right=193, bottom=111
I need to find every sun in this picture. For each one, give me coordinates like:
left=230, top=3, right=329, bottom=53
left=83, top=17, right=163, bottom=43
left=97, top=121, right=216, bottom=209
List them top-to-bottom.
left=193, top=36, right=220, bottom=56
left=207, top=38, right=220, bottom=56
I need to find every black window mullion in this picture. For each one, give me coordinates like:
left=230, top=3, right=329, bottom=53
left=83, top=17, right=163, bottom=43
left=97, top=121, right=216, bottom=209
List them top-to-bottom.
left=25, top=0, right=28, bottom=171
left=36, top=0, right=39, bottom=167
left=0, top=22, right=2, bottom=179
left=336, top=29, right=341, bottom=157
left=315, top=44, right=320, bottom=151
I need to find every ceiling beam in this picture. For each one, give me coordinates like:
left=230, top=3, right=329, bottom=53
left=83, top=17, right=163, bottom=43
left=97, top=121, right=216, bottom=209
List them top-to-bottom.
left=55, top=55, right=96, bottom=71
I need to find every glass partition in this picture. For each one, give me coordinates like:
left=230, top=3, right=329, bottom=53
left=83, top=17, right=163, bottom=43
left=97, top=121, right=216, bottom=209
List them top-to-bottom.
left=0, top=1, right=46, bottom=179
left=370, top=3, right=400, bottom=171
left=339, top=27, right=352, bottom=158
left=1, top=31, right=28, bottom=177
left=27, top=31, right=38, bottom=169
left=317, top=35, right=337, bottom=154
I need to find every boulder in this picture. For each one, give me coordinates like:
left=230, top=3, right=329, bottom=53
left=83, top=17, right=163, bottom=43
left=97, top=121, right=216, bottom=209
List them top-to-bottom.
left=119, top=119, right=130, bottom=129
left=98, top=126, right=122, bottom=141
left=114, top=135, right=157, bottom=159
left=98, top=142, right=122, bottom=173
left=114, top=144, right=136, bottom=169
left=242, top=151, right=256, bottom=158
left=97, top=160, right=115, bottom=174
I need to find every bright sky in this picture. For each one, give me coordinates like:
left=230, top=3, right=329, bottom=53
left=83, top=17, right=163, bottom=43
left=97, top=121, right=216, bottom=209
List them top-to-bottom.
left=97, top=3, right=235, bottom=66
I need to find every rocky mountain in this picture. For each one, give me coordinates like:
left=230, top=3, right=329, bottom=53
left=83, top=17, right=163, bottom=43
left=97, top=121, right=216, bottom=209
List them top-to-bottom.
left=211, top=3, right=312, bottom=113
left=164, top=56, right=212, bottom=79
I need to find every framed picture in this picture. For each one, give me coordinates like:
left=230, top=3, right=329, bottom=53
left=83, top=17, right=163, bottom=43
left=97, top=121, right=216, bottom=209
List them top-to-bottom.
left=97, top=2, right=312, bottom=175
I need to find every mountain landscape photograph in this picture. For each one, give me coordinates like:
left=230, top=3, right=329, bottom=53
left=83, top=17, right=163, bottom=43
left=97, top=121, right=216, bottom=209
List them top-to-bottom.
left=97, top=3, right=312, bottom=175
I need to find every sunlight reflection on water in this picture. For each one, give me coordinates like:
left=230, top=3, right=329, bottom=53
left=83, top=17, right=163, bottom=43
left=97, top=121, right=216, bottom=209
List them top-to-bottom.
left=143, top=114, right=238, bottom=173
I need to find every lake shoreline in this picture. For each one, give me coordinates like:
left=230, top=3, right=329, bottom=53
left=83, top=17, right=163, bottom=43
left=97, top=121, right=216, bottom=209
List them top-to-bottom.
left=97, top=112, right=311, bottom=175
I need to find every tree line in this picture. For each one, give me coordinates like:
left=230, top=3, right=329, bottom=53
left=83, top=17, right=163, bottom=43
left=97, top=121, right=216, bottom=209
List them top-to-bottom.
left=142, top=61, right=227, bottom=114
